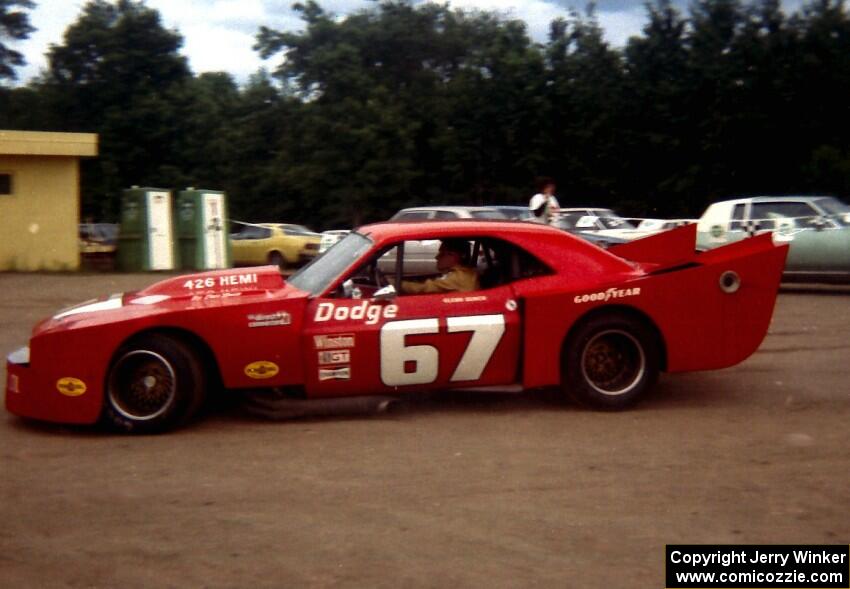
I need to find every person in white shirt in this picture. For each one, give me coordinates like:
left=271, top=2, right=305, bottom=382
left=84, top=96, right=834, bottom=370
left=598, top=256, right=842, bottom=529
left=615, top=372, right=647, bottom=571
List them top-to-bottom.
left=529, top=177, right=560, bottom=225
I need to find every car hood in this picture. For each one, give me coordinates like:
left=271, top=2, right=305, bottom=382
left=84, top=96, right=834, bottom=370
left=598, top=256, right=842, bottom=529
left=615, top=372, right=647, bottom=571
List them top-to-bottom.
left=35, top=266, right=304, bottom=335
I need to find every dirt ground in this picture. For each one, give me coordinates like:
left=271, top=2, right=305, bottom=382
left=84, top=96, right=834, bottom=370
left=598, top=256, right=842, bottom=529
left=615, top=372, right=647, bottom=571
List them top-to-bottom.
left=1, top=272, right=848, bottom=588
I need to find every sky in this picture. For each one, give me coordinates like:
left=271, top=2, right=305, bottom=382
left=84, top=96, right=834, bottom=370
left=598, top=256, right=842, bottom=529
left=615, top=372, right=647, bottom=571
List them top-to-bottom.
left=7, top=0, right=802, bottom=85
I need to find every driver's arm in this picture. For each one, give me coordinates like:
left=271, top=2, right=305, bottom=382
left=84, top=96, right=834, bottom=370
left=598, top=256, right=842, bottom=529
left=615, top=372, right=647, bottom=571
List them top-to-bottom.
left=401, top=268, right=477, bottom=294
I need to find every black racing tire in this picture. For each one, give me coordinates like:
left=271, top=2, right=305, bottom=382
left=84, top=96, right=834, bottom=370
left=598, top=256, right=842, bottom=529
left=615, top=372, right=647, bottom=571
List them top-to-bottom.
left=268, top=251, right=286, bottom=270
left=562, top=312, right=659, bottom=410
left=104, top=334, right=206, bottom=434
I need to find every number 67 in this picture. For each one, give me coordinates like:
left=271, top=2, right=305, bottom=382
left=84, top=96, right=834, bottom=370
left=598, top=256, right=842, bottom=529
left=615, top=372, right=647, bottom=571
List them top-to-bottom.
left=380, top=315, right=506, bottom=387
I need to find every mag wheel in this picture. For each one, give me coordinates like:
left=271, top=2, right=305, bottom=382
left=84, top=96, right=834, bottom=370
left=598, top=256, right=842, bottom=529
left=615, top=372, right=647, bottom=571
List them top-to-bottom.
left=563, top=313, right=659, bottom=410
left=105, top=334, right=206, bottom=433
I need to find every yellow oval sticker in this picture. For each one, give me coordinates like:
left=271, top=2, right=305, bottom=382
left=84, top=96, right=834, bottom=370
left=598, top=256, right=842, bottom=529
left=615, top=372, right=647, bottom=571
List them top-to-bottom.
left=244, top=361, right=279, bottom=379
left=56, top=377, right=87, bottom=397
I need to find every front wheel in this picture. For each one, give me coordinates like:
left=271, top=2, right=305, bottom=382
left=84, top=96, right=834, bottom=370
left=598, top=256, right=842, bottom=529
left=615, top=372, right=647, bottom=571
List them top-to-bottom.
left=562, top=313, right=659, bottom=410
left=104, top=334, right=206, bottom=433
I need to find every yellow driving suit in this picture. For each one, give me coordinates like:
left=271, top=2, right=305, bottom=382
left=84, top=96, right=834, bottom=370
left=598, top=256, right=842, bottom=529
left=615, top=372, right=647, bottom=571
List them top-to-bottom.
left=401, top=265, right=479, bottom=294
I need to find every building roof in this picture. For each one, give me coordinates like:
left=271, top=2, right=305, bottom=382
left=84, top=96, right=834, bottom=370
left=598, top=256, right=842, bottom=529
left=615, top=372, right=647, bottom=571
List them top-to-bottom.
left=0, top=130, right=98, bottom=157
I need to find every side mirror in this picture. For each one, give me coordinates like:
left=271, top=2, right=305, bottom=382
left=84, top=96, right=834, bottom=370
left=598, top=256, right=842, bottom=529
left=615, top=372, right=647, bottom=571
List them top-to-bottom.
left=342, top=279, right=354, bottom=298
left=373, top=284, right=397, bottom=301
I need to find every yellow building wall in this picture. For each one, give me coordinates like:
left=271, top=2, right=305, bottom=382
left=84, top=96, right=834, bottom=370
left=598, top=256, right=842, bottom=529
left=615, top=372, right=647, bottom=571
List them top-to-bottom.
left=0, top=155, right=80, bottom=271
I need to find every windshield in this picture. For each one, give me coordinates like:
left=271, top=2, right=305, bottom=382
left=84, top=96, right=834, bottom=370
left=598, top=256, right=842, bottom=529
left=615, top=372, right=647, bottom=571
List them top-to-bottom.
left=815, top=197, right=850, bottom=226
left=597, top=214, right=634, bottom=229
left=288, top=232, right=373, bottom=295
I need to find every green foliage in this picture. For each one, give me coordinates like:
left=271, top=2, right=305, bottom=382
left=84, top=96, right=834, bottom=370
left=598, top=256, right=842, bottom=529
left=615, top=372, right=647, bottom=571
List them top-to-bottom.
left=0, top=0, right=35, bottom=81
left=3, top=0, right=850, bottom=227
left=38, top=0, right=192, bottom=218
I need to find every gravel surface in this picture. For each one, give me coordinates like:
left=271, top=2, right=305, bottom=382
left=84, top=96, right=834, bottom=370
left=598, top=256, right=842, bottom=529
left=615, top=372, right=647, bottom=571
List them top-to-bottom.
left=1, top=272, right=849, bottom=588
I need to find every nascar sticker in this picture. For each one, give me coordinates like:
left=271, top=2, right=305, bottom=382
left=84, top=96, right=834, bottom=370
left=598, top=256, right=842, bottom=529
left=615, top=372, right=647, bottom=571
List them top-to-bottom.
left=248, top=311, right=291, bottom=328
left=314, top=334, right=356, bottom=349
left=318, top=350, right=350, bottom=365
left=244, top=361, right=280, bottom=379
left=319, top=366, right=351, bottom=381
left=56, top=377, right=87, bottom=397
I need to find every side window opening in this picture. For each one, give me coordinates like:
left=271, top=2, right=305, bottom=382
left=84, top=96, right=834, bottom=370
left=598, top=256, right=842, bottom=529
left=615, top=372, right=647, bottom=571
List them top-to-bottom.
left=0, top=173, right=12, bottom=195
left=752, top=202, right=824, bottom=230
left=730, top=204, right=746, bottom=230
left=433, top=211, right=457, bottom=220
left=334, top=236, right=553, bottom=299
left=475, top=238, right=552, bottom=288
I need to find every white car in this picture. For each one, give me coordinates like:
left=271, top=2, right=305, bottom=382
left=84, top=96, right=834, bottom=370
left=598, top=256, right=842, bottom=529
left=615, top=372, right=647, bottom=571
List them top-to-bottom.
left=390, top=206, right=507, bottom=221
left=385, top=207, right=508, bottom=274
left=557, top=208, right=639, bottom=240
left=625, top=218, right=697, bottom=240
left=319, top=230, right=351, bottom=254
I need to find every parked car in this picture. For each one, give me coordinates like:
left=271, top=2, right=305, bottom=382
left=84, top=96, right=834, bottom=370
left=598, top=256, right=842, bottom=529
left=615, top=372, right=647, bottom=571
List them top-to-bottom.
left=696, top=196, right=850, bottom=282
left=491, top=205, right=534, bottom=221
left=390, top=206, right=508, bottom=221
left=385, top=207, right=509, bottom=271
left=544, top=208, right=629, bottom=246
left=558, top=208, right=635, bottom=232
left=615, top=218, right=698, bottom=241
left=7, top=220, right=787, bottom=433
left=230, top=222, right=321, bottom=269
left=79, top=223, right=119, bottom=256
left=319, top=230, right=351, bottom=254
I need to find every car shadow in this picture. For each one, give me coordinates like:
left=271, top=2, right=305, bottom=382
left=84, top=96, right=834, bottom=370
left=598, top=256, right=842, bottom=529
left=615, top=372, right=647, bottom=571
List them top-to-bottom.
left=780, top=283, right=850, bottom=295
left=4, top=373, right=768, bottom=436
left=5, top=415, right=107, bottom=437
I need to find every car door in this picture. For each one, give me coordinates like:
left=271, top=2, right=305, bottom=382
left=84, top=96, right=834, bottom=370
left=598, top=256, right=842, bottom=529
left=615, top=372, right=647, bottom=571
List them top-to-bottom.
left=231, top=225, right=271, bottom=265
left=300, top=243, right=522, bottom=398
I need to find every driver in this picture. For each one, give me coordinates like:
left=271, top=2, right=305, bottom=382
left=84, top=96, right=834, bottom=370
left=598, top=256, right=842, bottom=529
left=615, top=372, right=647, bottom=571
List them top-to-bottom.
left=401, top=239, right=479, bottom=294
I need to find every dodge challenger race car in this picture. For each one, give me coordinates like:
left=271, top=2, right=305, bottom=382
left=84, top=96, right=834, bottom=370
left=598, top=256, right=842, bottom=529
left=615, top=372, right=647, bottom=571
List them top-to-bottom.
left=5, top=221, right=788, bottom=433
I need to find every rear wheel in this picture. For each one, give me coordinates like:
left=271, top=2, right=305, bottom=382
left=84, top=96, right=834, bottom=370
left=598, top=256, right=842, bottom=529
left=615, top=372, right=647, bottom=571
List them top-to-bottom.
left=268, top=251, right=286, bottom=270
left=562, top=313, right=659, bottom=410
left=104, top=334, right=206, bottom=433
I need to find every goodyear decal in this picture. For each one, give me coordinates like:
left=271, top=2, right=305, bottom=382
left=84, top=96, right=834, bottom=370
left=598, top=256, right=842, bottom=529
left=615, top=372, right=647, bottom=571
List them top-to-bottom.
left=574, top=287, right=641, bottom=304
left=244, top=361, right=280, bottom=379
left=56, top=377, right=87, bottom=397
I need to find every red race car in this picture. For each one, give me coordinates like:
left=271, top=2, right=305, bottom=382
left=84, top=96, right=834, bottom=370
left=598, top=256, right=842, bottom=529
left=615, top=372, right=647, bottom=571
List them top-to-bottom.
left=6, top=221, right=787, bottom=433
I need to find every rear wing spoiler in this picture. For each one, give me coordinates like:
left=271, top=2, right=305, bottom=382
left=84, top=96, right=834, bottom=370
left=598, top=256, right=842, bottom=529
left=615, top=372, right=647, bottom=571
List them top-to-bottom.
left=608, top=224, right=783, bottom=274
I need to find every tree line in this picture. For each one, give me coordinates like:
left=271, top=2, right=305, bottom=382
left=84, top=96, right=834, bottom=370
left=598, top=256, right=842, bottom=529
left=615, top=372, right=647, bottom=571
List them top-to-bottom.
left=1, top=0, right=849, bottom=229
